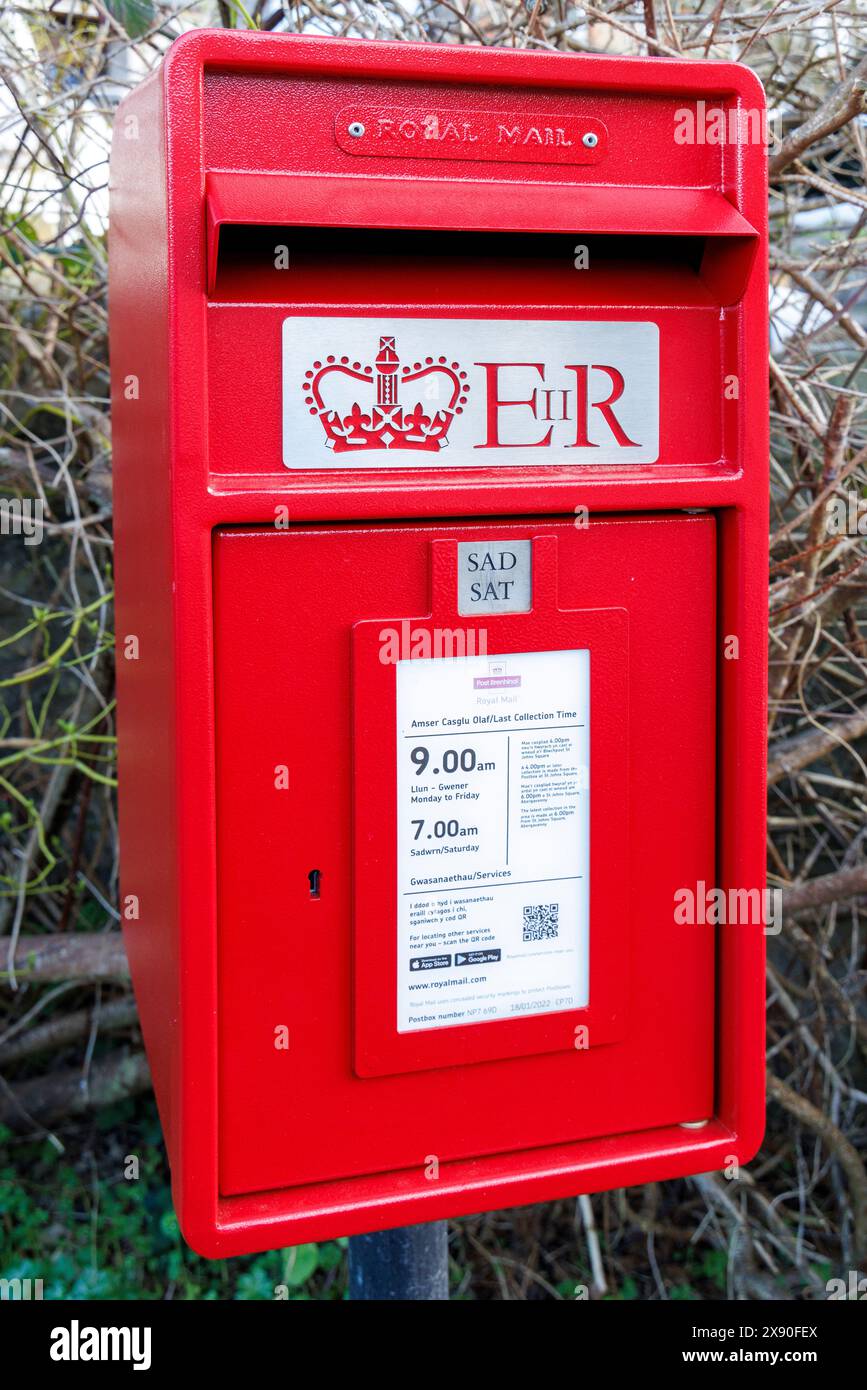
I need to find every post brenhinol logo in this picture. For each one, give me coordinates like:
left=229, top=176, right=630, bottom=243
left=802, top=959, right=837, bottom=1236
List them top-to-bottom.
left=284, top=317, right=659, bottom=469
left=303, top=335, right=469, bottom=452
left=474, top=659, right=521, bottom=690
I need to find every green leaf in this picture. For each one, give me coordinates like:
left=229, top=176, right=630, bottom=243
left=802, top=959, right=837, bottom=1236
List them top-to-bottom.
left=105, top=0, right=155, bottom=38
left=159, top=1210, right=179, bottom=1240
left=317, top=1242, right=344, bottom=1272
left=283, top=1243, right=319, bottom=1287
left=701, top=1248, right=728, bottom=1291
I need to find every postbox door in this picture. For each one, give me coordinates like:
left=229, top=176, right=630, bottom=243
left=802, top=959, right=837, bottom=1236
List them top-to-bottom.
left=214, top=514, right=716, bottom=1197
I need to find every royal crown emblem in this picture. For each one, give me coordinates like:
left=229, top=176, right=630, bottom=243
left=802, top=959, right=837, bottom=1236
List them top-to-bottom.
left=302, top=336, right=469, bottom=452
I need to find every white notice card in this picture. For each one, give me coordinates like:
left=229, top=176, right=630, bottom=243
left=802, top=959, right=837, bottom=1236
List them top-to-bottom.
left=396, top=648, right=590, bottom=1032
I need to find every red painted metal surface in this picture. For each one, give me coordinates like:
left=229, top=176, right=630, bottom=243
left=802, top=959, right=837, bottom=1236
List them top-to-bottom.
left=110, top=29, right=768, bottom=1258
left=204, top=174, right=755, bottom=293
left=216, top=517, right=715, bottom=1197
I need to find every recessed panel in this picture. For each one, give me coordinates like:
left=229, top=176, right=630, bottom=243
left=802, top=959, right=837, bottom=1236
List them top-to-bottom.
left=214, top=515, right=716, bottom=1197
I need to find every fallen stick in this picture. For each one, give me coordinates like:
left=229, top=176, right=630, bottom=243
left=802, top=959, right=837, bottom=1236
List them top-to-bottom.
left=769, top=704, right=867, bottom=786
left=783, top=863, right=867, bottom=916
left=2, top=934, right=129, bottom=983
left=0, top=995, right=138, bottom=1065
left=0, top=1050, right=151, bottom=1129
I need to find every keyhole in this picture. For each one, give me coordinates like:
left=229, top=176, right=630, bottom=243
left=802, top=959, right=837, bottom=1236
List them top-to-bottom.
left=308, top=868, right=321, bottom=899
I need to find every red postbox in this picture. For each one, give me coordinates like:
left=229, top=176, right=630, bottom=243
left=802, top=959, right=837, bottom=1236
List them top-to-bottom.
left=110, top=30, right=768, bottom=1258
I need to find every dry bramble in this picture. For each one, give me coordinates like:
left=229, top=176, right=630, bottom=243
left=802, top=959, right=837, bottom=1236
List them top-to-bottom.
left=0, top=0, right=865, bottom=1300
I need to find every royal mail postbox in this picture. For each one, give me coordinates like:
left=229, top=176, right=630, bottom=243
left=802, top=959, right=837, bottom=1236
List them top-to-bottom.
left=110, top=30, right=768, bottom=1257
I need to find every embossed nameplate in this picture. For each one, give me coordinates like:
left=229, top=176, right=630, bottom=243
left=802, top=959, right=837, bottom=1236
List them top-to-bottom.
left=335, top=106, right=607, bottom=166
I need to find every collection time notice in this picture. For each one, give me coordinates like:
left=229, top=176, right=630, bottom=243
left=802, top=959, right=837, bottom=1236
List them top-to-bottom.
left=395, top=647, right=590, bottom=1032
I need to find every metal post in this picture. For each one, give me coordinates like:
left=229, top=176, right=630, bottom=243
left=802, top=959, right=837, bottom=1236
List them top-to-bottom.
left=348, top=1221, right=449, bottom=1300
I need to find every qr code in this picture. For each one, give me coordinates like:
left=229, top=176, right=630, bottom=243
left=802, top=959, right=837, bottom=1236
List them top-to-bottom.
left=523, top=903, right=559, bottom=942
